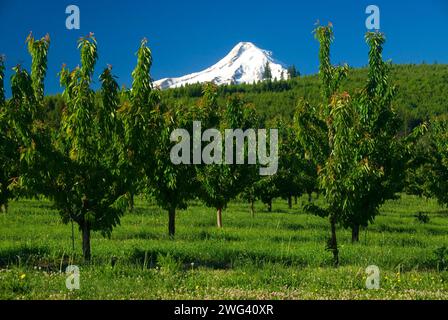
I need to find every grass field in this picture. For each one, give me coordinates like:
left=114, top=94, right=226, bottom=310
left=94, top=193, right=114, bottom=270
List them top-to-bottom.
left=1, top=194, right=448, bottom=300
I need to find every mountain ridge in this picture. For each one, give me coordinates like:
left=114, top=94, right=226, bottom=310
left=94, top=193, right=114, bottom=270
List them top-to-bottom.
left=154, top=42, right=289, bottom=89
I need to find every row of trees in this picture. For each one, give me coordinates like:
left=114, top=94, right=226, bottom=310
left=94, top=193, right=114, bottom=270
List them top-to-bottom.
left=1, top=26, right=446, bottom=266
left=0, top=33, right=309, bottom=261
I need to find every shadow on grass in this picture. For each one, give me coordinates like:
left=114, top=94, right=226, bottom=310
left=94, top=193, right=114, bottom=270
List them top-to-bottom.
left=13, top=201, right=55, bottom=210
left=126, top=207, right=165, bottom=216
left=264, top=209, right=289, bottom=214
left=431, top=210, right=448, bottom=218
left=190, top=221, right=216, bottom=228
left=283, top=223, right=305, bottom=231
left=375, top=224, right=417, bottom=234
left=424, top=227, right=448, bottom=235
left=114, top=230, right=240, bottom=242
left=114, top=231, right=163, bottom=240
left=196, top=231, right=240, bottom=242
left=271, top=234, right=327, bottom=242
left=0, top=246, right=50, bottom=268
left=0, top=246, right=84, bottom=271
left=130, top=248, right=311, bottom=271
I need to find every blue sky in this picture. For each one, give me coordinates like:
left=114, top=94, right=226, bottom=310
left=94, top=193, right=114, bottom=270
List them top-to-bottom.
left=1, top=0, right=447, bottom=96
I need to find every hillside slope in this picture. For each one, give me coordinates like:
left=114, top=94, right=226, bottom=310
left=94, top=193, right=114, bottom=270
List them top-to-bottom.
left=161, top=64, right=448, bottom=131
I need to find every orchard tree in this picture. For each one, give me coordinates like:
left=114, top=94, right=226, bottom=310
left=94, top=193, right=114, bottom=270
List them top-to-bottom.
left=296, top=24, right=348, bottom=265
left=296, top=24, right=406, bottom=265
left=336, top=32, right=404, bottom=242
left=27, top=33, right=50, bottom=103
left=0, top=34, right=50, bottom=213
left=18, top=34, right=55, bottom=200
left=54, top=34, right=128, bottom=261
left=120, top=38, right=159, bottom=210
left=121, top=38, right=196, bottom=237
left=129, top=40, right=199, bottom=237
left=0, top=56, right=12, bottom=213
left=0, top=56, right=4, bottom=105
left=196, top=91, right=258, bottom=227
left=151, top=104, right=198, bottom=236
left=419, top=117, right=448, bottom=207
left=250, top=119, right=287, bottom=213
left=275, top=120, right=317, bottom=209
left=404, top=130, right=433, bottom=199
left=254, top=175, right=279, bottom=212
left=240, top=183, right=260, bottom=217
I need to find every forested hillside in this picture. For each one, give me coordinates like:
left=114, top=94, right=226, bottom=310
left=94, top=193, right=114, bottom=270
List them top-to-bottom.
left=41, top=64, right=448, bottom=133
left=160, top=64, right=448, bottom=132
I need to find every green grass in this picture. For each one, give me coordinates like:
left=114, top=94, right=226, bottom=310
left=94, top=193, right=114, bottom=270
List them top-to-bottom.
left=1, top=194, right=448, bottom=300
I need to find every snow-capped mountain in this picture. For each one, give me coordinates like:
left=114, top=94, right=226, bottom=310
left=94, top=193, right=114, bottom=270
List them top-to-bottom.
left=154, top=42, right=289, bottom=89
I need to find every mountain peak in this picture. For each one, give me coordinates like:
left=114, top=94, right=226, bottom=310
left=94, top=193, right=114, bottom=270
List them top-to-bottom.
left=233, top=41, right=257, bottom=50
left=154, top=42, right=288, bottom=89
left=228, top=42, right=267, bottom=59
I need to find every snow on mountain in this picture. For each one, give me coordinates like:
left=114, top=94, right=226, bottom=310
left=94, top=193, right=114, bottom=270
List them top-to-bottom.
left=154, top=42, right=289, bottom=89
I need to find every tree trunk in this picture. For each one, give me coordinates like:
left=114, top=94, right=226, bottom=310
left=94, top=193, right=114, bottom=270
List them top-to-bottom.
left=129, top=193, right=135, bottom=212
left=308, top=193, right=312, bottom=203
left=287, top=195, right=292, bottom=209
left=294, top=196, right=298, bottom=205
left=267, top=199, right=272, bottom=212
left=250, top=200, right=255, bottom=218
left=168, top=207, right=176, bottom=237
left=217, top=207, right=223, bottom=228
left=329, top=216, right=339, bottom=267
left=71, top=220, right=75, bottom=252
left=81, top=221, right=91, bottom=262
left=352, top=224, right=360, bottom=243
